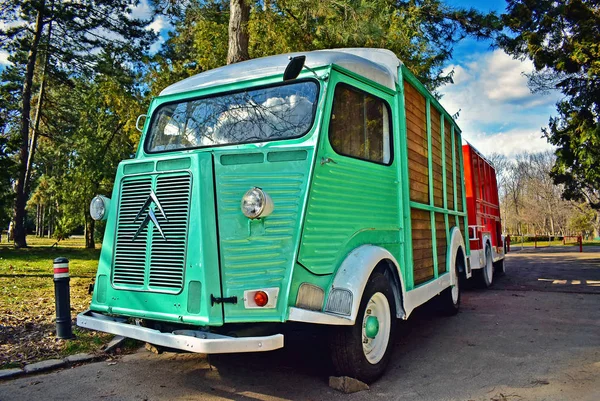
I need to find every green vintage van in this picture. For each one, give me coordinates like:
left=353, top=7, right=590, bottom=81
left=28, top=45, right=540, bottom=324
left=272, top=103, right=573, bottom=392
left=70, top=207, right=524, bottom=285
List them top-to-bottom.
left=79, top=48, right=471, bottom=383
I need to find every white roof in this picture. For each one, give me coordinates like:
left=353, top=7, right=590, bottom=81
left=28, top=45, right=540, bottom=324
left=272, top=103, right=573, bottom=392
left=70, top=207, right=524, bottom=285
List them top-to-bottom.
left=160, top=48, right=403, bottom=96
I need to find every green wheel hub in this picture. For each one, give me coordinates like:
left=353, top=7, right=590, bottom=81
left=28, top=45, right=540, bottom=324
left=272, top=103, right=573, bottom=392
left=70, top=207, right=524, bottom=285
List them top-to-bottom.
left=365, top=315, right=379, bottom=338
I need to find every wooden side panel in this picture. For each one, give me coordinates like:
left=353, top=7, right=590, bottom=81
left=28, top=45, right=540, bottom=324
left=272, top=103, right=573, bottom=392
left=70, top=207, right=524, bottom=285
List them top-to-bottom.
left=404, top=82, right=429, bottom=204
left=430, top=107, right=443, bottom=207
left=444, top=119, right=454, bottom=210
left=455, top=130, right=464, bottom=212
left=411, top=208, right=434, bottom=284
left=435, top=213, right=447, bottom=274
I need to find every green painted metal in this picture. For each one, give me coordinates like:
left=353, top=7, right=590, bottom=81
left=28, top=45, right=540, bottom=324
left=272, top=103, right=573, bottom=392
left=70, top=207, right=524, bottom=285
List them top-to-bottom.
left=88, top=53, right=471, bottom=331
left=298, top=70, right=402, bottom=280
left=396, top=70, right=414, bottom=291
left=425, top=99, right=438, bottom=279
left=426, top=99, right=434, bottom=206
left=441, top=115, right=447, bottom=209
left=441, top=115, right=450, bottom=271
left=452, top=125, right=458, bottom=219
left=213, top=148, right=313, bottom=323
left=90, top=154, right=224, bottom=325
left=409, top=201, right=466, bottom=217
left=365, top=315, right=379, bottom=338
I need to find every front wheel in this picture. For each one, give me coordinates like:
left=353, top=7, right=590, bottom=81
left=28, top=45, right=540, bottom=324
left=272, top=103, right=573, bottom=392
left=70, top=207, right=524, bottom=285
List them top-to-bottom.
left=329, top=272, right=396, bottom=384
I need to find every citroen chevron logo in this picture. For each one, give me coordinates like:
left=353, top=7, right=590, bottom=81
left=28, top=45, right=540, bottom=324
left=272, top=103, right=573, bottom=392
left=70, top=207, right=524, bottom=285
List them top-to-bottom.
left=133, top=190, right=168, bottom=241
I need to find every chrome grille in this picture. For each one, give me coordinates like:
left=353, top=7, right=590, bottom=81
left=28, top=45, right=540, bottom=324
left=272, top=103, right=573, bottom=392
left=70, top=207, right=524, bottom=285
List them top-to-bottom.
left=112, top=172, right=191, bottom=293
left=149, top=174, right=191, bottom=290
left=113, top=177, right=152, bottom=287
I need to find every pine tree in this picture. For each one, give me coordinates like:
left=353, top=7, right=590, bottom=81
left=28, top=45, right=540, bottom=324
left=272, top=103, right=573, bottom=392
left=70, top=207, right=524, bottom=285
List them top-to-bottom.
left=0, top=0, right=156, bottom=247
left=499, top=0, right=600, bottom=211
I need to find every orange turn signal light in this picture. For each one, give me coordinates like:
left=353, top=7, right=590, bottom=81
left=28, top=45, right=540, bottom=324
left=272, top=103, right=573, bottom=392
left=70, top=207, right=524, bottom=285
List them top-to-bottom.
left=254, top=291, right=269, bottom=307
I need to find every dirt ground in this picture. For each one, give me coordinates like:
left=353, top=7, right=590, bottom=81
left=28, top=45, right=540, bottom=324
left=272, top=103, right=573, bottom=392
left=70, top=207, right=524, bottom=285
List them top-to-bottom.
left=1, top=246, right=599, bottom=401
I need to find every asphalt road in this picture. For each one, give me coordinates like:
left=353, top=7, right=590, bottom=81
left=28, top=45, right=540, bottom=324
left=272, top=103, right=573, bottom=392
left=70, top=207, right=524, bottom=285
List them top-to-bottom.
left=2, top=246, right=599, bottom=401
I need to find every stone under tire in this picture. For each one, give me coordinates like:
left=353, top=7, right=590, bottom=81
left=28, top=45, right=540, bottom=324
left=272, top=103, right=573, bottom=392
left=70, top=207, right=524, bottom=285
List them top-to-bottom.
left=476, top=244, right=494, bottom=288
left=437, top=256, right=461, bottom=316
left=328, top=272, right=396, bottom=384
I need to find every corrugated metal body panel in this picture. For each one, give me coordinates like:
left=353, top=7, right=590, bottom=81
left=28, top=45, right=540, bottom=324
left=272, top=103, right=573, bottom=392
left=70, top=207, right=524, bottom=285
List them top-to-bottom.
left=214, top=150, right=312, bottom=322
left=299, top=161, right=399, bottom=275
left=218, top=174, right=303, bottom=289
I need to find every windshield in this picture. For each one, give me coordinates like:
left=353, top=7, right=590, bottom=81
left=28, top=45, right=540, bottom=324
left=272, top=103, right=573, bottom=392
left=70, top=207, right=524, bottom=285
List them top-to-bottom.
left=146, top=80, right=319, bottom=152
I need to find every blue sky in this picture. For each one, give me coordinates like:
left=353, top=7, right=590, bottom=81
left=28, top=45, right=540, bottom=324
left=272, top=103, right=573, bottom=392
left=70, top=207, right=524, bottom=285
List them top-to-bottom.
left=1, top=0, right=557, bottom=157
left=440, top=0, right=558, bottom=157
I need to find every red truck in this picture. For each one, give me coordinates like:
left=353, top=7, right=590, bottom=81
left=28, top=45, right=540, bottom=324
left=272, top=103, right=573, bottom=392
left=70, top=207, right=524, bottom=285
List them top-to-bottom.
left=462, top=143, right=505, bottom=287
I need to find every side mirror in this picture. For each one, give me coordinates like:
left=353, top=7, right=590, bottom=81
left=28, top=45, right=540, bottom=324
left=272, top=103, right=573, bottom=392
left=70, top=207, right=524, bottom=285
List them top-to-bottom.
left=283, top=56, right=306, bottom=81
left=136, top=114, right=147, bottom=132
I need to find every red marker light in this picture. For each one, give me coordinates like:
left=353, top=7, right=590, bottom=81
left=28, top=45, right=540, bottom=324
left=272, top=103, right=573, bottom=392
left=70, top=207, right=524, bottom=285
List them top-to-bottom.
left=254, top=291, right=269, bottom=307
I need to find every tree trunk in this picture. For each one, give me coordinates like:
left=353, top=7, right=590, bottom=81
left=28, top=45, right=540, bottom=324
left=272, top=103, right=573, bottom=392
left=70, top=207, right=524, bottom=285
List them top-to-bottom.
left=13, top=0, right=46, bottom=248
left=227, top=0, right=250, bottom=65
left=24, top=43, right=51, bottom=196
left=36, top=203, right=40, bottom=237
left=47, top=204, right=52, bottom=238
left=86, top=217, right=95, bottom=249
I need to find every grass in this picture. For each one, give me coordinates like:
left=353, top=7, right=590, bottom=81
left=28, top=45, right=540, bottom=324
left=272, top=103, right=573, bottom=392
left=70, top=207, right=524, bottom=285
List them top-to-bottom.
left=0, top=235, right=117, bottom=369
left=509, top=239, right=600, bottom=247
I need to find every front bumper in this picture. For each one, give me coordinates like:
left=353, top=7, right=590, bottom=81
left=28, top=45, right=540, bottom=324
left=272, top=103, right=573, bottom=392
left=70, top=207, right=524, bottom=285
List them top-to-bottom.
left=76, top=310, right=284, bottom=354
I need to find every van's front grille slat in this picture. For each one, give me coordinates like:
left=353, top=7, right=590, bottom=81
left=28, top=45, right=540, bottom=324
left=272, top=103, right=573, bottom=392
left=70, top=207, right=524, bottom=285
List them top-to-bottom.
left=112, top=171, right=191, bottom=293
left=149, top=174, right=191, bottom=291
left=113, top=177, right=152, bottom=287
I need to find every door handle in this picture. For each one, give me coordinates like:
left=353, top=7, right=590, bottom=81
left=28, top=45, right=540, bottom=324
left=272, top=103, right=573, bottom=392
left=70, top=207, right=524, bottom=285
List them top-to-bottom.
left=320, top=157, right=337, bottom=166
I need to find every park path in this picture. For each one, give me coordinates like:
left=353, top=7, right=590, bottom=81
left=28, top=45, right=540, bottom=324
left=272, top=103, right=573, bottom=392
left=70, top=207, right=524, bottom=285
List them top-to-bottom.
left=1, top=247, right=599, bottom=401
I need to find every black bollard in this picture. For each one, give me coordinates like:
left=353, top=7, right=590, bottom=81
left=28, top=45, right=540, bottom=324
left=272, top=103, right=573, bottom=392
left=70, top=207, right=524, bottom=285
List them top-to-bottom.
left=53, top=257, right=74, bottom=339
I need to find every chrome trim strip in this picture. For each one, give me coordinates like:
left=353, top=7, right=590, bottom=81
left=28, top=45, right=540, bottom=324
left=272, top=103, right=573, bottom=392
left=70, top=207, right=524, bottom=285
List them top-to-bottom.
left=287, top=307, right=353, bottom=325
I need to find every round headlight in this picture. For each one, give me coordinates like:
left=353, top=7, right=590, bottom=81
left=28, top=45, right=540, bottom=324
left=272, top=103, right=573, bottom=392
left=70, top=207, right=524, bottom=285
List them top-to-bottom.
left=241, top=187, right=274, bottom=219
left=90, top=195, right=110, bottom=221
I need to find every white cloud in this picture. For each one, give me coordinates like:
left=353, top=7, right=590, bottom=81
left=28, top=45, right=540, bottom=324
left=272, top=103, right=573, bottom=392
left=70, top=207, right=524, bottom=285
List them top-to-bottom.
left=129, top=0, right=153, bottom=20
left=148, top=15, right=171, bottom=34
left=149, top=36, right=165, bottom=54
left=439, top=49, right=560, bottom=158
left=0, top=51, right=10, bottom=65
left=482, top=51, right=533, bottom=101
left=463, top=129, right=554, bottom=158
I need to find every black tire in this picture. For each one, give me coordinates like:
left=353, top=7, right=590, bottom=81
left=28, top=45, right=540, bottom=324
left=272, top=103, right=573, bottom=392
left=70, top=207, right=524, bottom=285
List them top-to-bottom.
left=475, top=244, right=494, bottom=288
left=437, top=255, right=461, bottom=316
left=494, top=258, right=506, bottom=276
left=328, top=272, right=397, bottom=384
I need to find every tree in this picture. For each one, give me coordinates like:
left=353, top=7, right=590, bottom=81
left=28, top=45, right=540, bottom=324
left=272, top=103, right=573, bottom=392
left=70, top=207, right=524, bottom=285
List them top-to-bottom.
left=0, top=0, right=155, bottom=247
left=150, top=0, right=500, bottom=95
left=227, top=0, right=250, bottom=64
left=498, top=0, right=600, bottom=211
left=30, top=51, right=145, bottom=248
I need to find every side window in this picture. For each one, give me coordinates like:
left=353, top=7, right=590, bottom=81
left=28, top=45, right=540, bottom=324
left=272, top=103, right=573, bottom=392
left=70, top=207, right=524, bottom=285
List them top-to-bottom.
left=328, top=83, right=392, bottom=165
